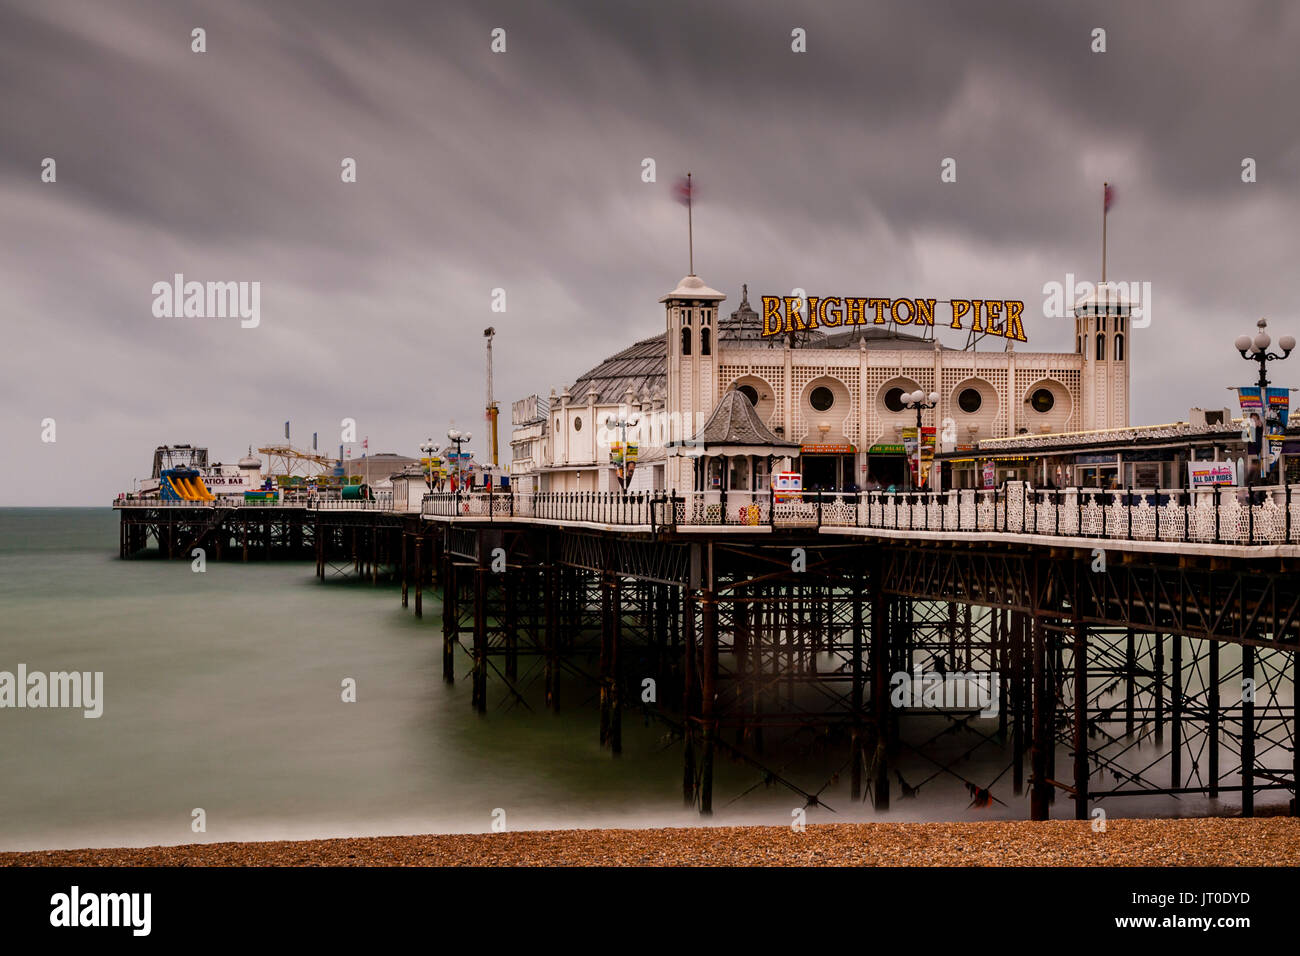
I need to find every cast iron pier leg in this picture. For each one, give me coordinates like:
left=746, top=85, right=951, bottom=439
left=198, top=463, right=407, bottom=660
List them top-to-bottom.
left=441, top=556, right=456, bottom=684
left=473, top=564, right=487, bottom=714
left=544, top=564, right=558, bottom=712
left=850, top=579, right=864, bottom=802
left=871, top=579, right=891, bottom=811
left=699, top=585, right=717, bottom=816
left=682, top=586, right=697, bottom=808
left=1030, top=616, right=1051, bottom=820
left=1073, top=616, right=1089, bottom=820
left=1209, top=639, right=1220, bottom=798
left=1242, top=644, right=1255, bottom=817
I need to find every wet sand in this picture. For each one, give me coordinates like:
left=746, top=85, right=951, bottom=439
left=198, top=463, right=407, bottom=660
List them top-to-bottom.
left=4, top=817, right=1298, bottom=866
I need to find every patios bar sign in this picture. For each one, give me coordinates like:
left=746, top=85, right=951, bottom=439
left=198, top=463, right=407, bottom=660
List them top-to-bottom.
left=761, top=296, right=1028, bottom=342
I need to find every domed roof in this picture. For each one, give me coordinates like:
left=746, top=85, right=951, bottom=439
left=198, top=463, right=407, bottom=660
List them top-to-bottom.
left=659, top=274, right=726, bottom=302
left=1074, top=282, right=1132, bottom=315
left=718, top=284, right=781, bottom=347
left=718, top=285, right=940, bottom=350
left=819, top=326, right=946, bottom=350
left=566, top=334, right=667, bottom=405
left=238, top=454, right=262, bottom=468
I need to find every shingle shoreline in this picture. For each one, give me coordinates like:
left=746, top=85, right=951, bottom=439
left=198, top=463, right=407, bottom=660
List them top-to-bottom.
left=4, top=818, right=1298, bottom=867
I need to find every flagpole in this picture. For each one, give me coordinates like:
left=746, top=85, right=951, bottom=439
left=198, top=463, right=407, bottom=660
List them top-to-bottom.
left=687, top=171, right=694, bottom=275
left=1101, top=181, right=1108, bottom=284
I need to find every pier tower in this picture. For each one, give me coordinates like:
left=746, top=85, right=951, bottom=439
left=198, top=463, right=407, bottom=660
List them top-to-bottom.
left=661, top=274, right=726, bottom=490
left=1075, top=283, right=1131, bottom=430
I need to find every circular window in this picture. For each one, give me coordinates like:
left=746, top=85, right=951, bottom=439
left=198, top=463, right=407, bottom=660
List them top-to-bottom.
left=737, top=384, right=759, bottom=406
left=810, top=386, right=835, bottom=412
left=884, top=387, right=906, bottom=413
left=958, top=387, right=983, bottom=413
left=1030, top=388, right=1055, bottom=413
left=574, top=416, right=583, bottom=431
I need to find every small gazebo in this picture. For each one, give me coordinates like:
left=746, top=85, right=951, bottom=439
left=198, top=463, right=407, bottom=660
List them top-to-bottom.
left=669, top=388, right=801, bottom=500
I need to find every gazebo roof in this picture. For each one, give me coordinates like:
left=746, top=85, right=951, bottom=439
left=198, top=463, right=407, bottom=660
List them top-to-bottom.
left=672, top=388, right=801, bottom=455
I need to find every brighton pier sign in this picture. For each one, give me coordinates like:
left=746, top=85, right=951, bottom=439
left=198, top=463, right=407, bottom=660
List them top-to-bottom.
left=760, top=296, right=1028, bottom=342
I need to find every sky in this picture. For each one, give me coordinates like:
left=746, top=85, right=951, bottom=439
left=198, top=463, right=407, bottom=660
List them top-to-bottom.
left=4, top=0, right=1300, bottom=505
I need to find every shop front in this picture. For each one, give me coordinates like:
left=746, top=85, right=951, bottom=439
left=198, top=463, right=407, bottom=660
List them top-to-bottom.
left=938, top=418, right=1268, bottom=492
left=1285, top=439, right=1300, bottom=484
left=864, top=442, right=907, bottom=490
left=800, top=443, right=856, bottom=491
left=1075, top=449, right=1185, bottom=489
left=1073, top=453, right=1118, bottom=489
left=704, top=454, right=773, bottom=493
left=941, top=455, right=1034, bottom=488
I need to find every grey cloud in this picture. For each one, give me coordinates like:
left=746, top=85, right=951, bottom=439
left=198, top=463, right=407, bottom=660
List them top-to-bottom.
left=2, top=0, right=1298, bottom=503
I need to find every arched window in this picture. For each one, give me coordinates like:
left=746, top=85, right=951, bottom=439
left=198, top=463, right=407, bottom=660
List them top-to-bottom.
left=681, top=327, right=692, bottom=356
left=701, top=327, right=711, bottom=356
left=1096, top=333, right=1106, bottom=360
left=1114, top=334, right=1124, bottom=361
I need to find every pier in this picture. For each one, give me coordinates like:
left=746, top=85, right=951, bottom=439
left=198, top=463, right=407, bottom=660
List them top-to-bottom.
left=116, top=484, right=1300, bottom=821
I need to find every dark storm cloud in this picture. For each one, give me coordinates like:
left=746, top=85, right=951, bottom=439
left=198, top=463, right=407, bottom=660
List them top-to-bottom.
left=2, top=0, right=1299, bottom=503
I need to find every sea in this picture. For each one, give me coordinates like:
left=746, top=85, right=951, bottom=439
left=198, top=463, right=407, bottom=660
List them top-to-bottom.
left=0, top=508, right=1276, bottom=851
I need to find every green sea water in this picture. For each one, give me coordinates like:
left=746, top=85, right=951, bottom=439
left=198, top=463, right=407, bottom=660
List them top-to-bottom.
left=0, top=508, right=836, bottom=851
left=1, top=509, right=1273, bottom=851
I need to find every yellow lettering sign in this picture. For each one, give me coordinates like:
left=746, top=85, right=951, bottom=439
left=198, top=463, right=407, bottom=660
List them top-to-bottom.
left=755, top=296, right=1027, bottom=342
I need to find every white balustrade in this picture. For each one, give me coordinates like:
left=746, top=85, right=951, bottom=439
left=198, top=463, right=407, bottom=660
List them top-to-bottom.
left=404, top=484, right=1300, bottom=548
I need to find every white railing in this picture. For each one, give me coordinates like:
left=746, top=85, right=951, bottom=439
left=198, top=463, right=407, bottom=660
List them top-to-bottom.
left=417, top=483, right=1300, bottom=546
left=422, top=490, right=671, bottom=527
left=113, top=491, right=395, bottom=510
left=309, top=491, right=394, bottom=511
left=674, top=491, right=775, bottom=527
left=113, top=497, right=298, bottom=508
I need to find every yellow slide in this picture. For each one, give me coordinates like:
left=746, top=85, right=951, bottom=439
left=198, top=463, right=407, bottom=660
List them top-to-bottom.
left=165, top=476, right=216, bottom=501
left=189, top=476, right=216, bottom=500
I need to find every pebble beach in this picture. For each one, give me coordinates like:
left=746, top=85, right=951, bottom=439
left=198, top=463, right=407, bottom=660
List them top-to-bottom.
left=4, top=818, right=1298, bottom=867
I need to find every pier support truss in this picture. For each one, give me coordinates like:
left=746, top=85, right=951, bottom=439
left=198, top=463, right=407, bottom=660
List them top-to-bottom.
left=120, top=506, right=1297, bottom=820
left=423, top=523, right=1300, bottom=821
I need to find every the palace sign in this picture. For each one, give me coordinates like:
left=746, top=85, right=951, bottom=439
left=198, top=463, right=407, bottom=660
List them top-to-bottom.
left=760, top=296, right=1028, bottom=343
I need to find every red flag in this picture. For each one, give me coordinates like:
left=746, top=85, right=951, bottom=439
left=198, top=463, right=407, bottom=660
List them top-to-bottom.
left=675, top=175, right=694, bottom=205
left=1104, top=183, right=1115, bottom=213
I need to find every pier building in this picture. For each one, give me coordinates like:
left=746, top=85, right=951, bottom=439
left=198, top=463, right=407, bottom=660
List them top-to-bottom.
left=112, top=266, right=1300, bottom=826
left=509, top=275, right=1130, bottom=495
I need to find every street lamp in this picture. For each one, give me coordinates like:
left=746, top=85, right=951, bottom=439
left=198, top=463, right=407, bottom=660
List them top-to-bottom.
left=1234, top=318, right=1294, bottom=483
left=903, top=389, right=939, bottom=491
left=606, top=413, right=641, bottom=492
left=447, top=427, right=472, bottom=494
left=419, top=439, right=440, bottom=491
